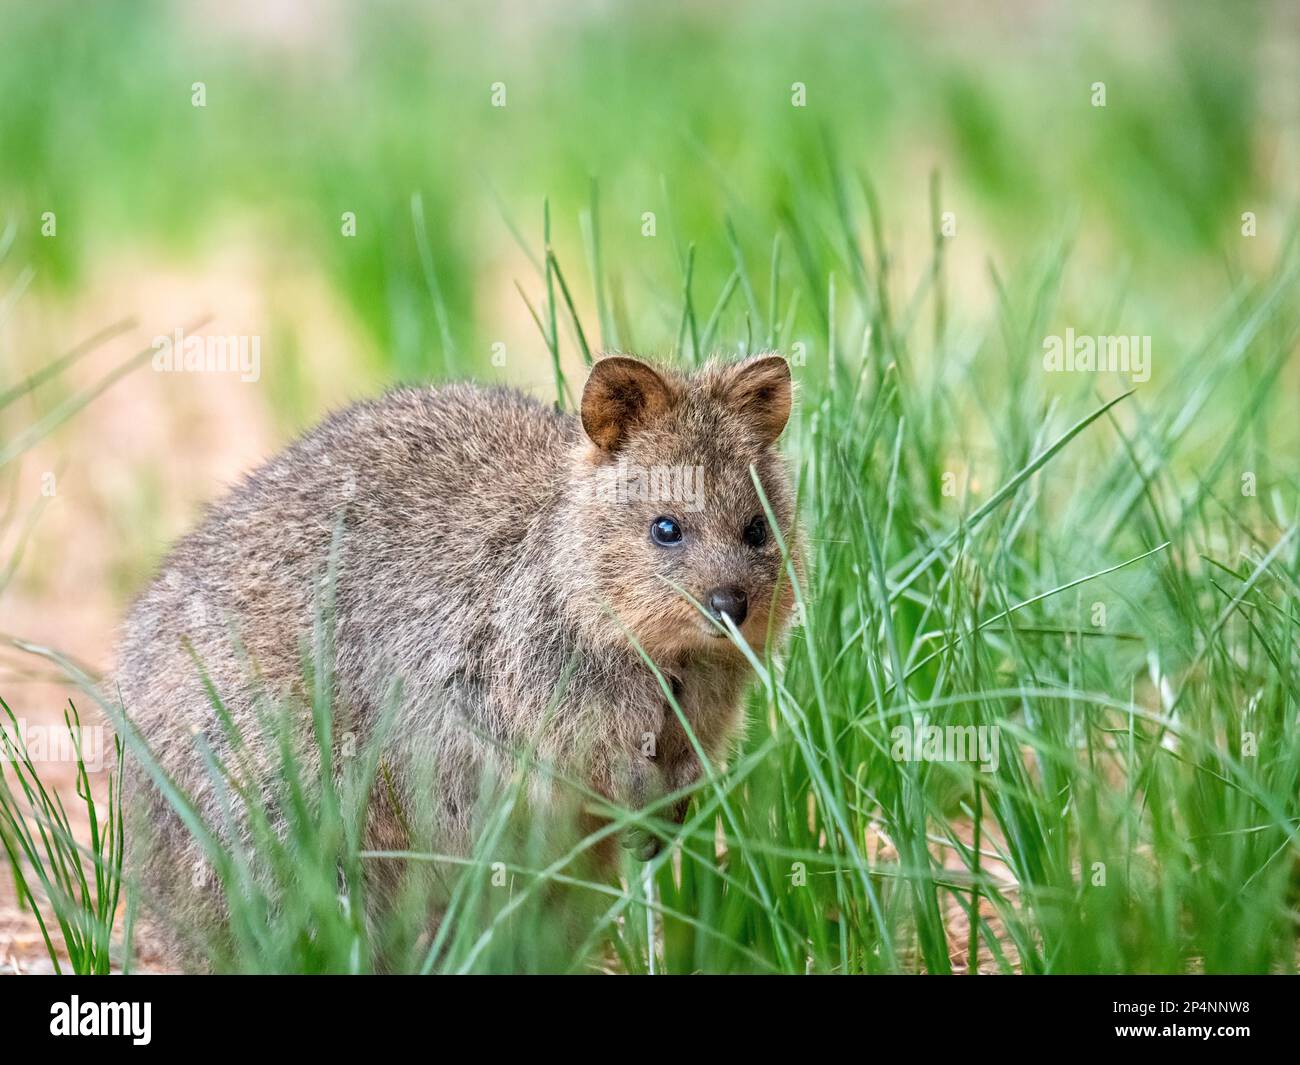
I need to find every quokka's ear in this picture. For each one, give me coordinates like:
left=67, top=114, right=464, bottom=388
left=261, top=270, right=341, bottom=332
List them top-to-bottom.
left=722, top=355, right=792, bottom=444
left=581, top=356, right=674, bottom=453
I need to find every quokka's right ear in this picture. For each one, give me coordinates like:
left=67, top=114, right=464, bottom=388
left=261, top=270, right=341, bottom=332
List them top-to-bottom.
left=580, top=356, right=674, bottom=453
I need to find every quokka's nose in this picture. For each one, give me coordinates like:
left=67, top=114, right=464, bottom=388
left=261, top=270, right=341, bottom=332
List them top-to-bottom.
left=707, top=587, right=748, bottom=627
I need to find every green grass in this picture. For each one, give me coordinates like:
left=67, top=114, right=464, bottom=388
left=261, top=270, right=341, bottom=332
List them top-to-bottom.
left=0, top=0, right=1297, bottom=974
left=9, top=191, right=1298, bottom=973
left=0, top=698, right=124, bottom=975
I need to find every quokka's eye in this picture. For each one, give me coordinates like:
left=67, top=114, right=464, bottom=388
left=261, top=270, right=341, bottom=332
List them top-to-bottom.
left=743, top=515, right=768, bottom=548
left=650, top=516, right=684, bottom=546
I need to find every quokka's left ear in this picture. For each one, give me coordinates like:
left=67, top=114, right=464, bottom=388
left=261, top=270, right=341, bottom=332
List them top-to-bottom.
left=580, top=355, right=675, bottom=453
left=722, top=355, right=792, bottom=445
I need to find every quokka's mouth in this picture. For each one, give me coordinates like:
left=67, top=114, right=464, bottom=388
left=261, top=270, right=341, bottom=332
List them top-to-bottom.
left=701, top=618, right=747, bottom=640
left=703, top=622, right=740, bottom=641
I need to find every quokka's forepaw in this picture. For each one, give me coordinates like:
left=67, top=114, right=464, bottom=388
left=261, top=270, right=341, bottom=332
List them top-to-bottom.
left=620, top=824, right=662, bottom=861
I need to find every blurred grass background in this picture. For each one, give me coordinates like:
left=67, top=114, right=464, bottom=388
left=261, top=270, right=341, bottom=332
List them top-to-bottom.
left=2, top=0, right=1293, bottom=381
left=3, top=0, right=1291, bottom=611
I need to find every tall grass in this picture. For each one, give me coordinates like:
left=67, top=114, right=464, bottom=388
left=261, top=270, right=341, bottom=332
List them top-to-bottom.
left=10, top=183, right=1290, bottom=974
left=533, top=183, right=1298, bottom=974
left=0, top=698, right=124, bottom=974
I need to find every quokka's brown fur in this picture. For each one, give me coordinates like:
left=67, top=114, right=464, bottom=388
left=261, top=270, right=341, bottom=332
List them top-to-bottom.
left=114, top=353, right=799, bottom=966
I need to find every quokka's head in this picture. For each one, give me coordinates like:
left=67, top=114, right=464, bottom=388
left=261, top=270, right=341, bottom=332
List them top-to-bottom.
left=567, top=354, right=799, bottom=659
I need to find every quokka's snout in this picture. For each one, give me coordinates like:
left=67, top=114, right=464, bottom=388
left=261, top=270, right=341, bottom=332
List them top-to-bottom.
left=114, top=352, right=800, bottom=967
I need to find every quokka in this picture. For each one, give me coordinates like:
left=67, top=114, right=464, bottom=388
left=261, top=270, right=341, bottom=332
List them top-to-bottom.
left=114, top=353, right=799, bottom=965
